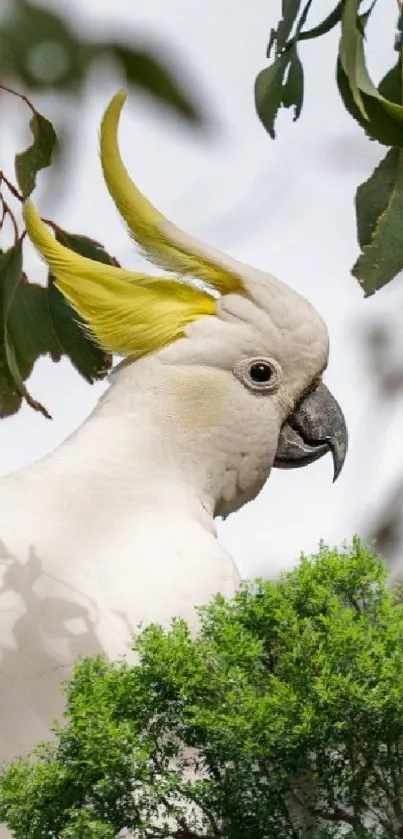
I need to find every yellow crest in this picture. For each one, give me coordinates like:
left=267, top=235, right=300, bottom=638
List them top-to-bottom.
left=23, top=90, right=246, bottom=359
left=100, top=91, right=245, bottom=297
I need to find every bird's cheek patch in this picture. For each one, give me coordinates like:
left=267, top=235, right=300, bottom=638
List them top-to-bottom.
left=168, top=368, right=229, bottom=429
left=278, top=389, right=295, bottom=419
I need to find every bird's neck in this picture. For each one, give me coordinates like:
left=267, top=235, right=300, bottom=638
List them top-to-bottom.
left=1, top=356, right=241, bottom=650
left=23, top=356, right=224, bottom=529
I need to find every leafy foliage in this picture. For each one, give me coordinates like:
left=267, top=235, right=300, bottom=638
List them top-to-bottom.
left=0, top=0, right=204, bottom=124
left=0, top=0, right=208, bottom=418
left=255, top=0, right=403, bottom=295
left=255, top=0, right=312, bottom=139
left=2, top=4, right=403, bottom=418
left=0, top=83, right=115, bottom=418
left=15, top=108, right=57, bottom=198
left=0, top=126, right=116, bottom=420
left=352, top=148, right=403, bottom=295
left=0, top=231, right=113, bottom=419
left=2, top=540, right=403, bottom=838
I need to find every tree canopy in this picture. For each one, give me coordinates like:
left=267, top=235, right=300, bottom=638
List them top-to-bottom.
left=2, top=539, right=403, bottom=838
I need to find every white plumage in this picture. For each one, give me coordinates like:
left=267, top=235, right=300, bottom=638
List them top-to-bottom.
left=0, top=92, right=347, bottom=837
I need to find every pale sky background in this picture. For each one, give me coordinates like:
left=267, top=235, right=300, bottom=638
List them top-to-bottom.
left=1, top=0, right=402, bottom=579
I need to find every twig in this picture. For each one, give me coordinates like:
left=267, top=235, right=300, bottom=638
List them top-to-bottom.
left=0, top=84, right=36, bottom=115
left=0, top=172, right=23, bottom=203
left=0, top=194, right=19, bottom=243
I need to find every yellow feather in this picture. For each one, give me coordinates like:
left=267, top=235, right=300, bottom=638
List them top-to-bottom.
left=99, top=90, right=245, bottom=297
left=23, top=200, right=216, bottom=358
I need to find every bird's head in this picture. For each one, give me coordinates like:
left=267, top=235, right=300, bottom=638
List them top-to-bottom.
left=23, top=90, right=347, bottom=517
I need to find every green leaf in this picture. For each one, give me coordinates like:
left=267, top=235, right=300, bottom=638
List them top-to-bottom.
left=258, top=0, right=311, bottom=137
left=267, top=0, right=303, bottom=57
left=269, top=0, right=322, bottom=57
left=271, top=0, right=344, bottom=55
left=295, top=0, right=314, bottom=37
left=339, top=0, right=403, bottom=132
left=340, top=0, right=367, bottom=118
left=0, top=1, right=89, bottom=90
left=297, top=1, right=343, bottom=43
left=106, top=44, right=204, bottom=124
left=255, top=44, right=305, bottom=137
left=281, top=47, right=304, bottom=120
left=255, top=52, right=290, bottom=138
left=336, top=59, right=403, bottom=147
left=378, top=59, right=402, bottom=103
left=15, top=110, right=57, bottom=198
left=352, top=148, right=403, bottom=295
left=355, top=149, right=400, bottom=250
left=53, top=227, right=119, bottom=269
left=48, top=228, right=114, bottom=383
left=0, top=230, right=114, bottom=418
left=0, top=241, right=53, bottom=418
left=6, top=279, right=61, bottom=368
left=0, top=369, right=22, bottom=418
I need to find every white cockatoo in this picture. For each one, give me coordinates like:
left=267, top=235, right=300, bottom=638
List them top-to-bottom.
left=0, top=91, right=347, bottom=818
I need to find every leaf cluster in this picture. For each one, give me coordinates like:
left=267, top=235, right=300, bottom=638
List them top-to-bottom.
left=0, top=0, right=203, bottom=124
left=0, top=0, right=207, bottom=418
left=255, top=0, right=403, bottom=295
left=0, top=221, right=114, bottom=418
left=2, top=540, right=403, bottom=838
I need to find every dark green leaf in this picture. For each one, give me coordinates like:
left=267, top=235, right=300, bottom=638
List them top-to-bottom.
left=267, top=0, right=302, bottom=58
left=267, top=0, right=316, bottom=59
left=271, top=0, right=345, bottom=55
left=295, top=0, right=313, bottom=36
left=339, top=0, right=403, bottom=132
left=340, top=0, right=367, bottom=119
left=0, top=1, right=88, bottom=90
left=258, top=1, right=311, bottom=136
left=297, top=1, right=343, bottom=43
left=396, top=5, right=403, bottom=50
left=266, top=28, right=278, bottom=59
left=106, top=44, right=204, bottom=125
left=281, top=47, right=304, bottom=120
left=255, top=52, right=290, bottom=138
left=336, top=59, right=403, bottom=147
left=378, top=59, right=402, bottom=104
left=15, top=110, right=57, bottom=198
left=353, top=148, right=403, bottom=295
left=355, top=149, right=400, bottom=250
left=53, top=227, right=120, bottom=268
left=48, top=228, right=114, bottom=383
left=0, top=230, right=114, bottom=418
left=2, top=241, right=24, bottom=324
left=0, top=242, right=52, bottom=418
left=6, top=280, right=61, bottom=368
left=4, top=340, right=49, bottom=416
left=0, top=369, right=22, bottom=418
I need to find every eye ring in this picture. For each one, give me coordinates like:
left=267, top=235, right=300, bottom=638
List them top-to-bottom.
left=233, top=357, right=282, bottom=393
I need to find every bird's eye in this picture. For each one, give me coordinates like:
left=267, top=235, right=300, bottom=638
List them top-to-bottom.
left=233, top=357, right=281, bottom=393
left=249, top=362, right=273, bottom=383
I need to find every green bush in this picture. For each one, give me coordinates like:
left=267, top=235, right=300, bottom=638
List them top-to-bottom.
left=2, top=539, right=403, bottom=838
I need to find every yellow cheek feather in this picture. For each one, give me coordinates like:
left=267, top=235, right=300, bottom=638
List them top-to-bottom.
left=169, top=369, right=229, bottom=429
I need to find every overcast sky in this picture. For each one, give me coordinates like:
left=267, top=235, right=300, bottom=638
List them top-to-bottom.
left=0, top=0, right=401, bottom=579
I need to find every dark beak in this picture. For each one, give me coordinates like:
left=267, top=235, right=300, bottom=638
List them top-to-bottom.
left=273, top=382, right=348, bottom=482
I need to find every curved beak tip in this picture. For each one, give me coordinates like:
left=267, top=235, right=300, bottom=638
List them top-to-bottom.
left=274, top=382, right=348, bottom=482
left=330, top=437, right=348, bottom=483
